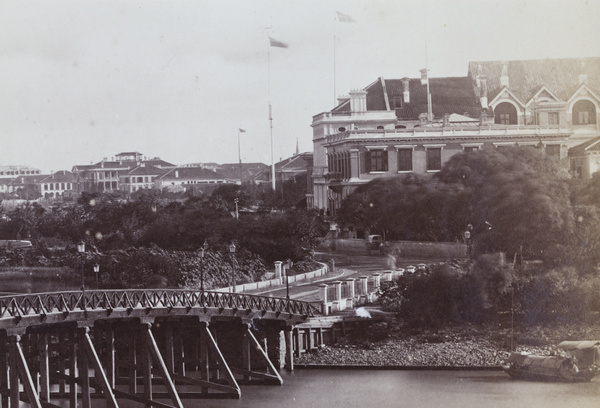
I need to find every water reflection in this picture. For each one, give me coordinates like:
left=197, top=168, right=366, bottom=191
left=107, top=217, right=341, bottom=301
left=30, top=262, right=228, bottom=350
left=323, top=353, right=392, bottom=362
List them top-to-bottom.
left=191, top=370, right=599, bottom=408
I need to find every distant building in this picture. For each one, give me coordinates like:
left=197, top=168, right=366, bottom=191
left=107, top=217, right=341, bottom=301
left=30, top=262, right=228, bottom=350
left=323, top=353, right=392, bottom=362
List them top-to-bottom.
left=311, top=57, right=600, bottom=212
left=72, top=152, right=176, bottom=193
left=0, top=165, right=42, bottom=179
left=156, top=166, right=235, bottom=190
left=39, top=171, right=77, bottom=198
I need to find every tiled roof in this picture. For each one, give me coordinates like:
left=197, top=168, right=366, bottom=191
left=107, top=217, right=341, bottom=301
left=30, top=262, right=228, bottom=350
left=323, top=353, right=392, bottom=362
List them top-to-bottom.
left=468, top=57, right=600, bottom=103
left=332, top=76, right=482, bottom=119
left=569, top=136, right=600, bottom=156
left=216, top=163, right=268, bottom=180
left=127, top=164, right=167, bottom=176
left=39, top=171, right=76, bottom=183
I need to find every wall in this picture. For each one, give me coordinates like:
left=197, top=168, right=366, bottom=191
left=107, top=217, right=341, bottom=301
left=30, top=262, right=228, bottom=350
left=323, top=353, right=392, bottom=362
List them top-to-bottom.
left=322, top=238, right=467, bottom=259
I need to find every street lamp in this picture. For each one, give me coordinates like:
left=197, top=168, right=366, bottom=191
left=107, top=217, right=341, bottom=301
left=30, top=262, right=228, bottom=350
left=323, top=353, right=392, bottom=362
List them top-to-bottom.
left=234, top=198, right=239, bottom=220
left=464, top=223, right=473, bottom=259
left=77, top=241, right=85, bottom=308
left=199, top=241, right=209, bottom=292
left=229, top=242, right=236, bottom=293
left=285, top=259, right=293, bottom=300
left=93, top=263, right=100, bottom=285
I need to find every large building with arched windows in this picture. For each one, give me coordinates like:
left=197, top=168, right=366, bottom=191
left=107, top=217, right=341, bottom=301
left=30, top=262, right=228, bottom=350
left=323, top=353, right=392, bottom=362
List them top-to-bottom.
left=310, top=57, right=600, bottom=213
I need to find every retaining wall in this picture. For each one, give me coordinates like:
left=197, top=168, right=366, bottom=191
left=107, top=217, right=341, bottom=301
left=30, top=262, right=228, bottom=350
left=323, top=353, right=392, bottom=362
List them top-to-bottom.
left=323, top=238, right=467, bottom=259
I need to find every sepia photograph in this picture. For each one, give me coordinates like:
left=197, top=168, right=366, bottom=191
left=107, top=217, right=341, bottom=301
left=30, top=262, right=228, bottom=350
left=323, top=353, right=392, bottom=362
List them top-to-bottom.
left=0, top=0, right=599, bottom=407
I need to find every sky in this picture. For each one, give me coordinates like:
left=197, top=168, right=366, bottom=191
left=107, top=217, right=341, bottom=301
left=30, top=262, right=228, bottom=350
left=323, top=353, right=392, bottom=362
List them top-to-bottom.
left=1, top=0, right=600, bottom=173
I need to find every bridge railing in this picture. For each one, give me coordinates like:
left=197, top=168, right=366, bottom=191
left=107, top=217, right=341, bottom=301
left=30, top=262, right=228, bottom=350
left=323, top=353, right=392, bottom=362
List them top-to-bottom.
left=0, top=289, right=320, bottom=323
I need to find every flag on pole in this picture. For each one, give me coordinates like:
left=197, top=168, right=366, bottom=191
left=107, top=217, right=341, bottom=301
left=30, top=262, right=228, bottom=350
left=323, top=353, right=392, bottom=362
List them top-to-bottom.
left=336, top=11, right=356, bottom=23
left=269, top=36, right=288, bottom=48
left=420, top=68, right=429, bottom=85
left=239, top=128, right=246, bottom=133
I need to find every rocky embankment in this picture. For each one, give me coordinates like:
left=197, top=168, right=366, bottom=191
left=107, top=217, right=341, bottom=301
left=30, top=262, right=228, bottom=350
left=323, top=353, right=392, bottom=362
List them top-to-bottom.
left=295, top=320, right=600, bottom=367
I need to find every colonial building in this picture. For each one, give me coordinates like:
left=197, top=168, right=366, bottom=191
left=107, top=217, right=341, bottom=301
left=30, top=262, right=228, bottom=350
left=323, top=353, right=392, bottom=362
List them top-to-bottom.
left=311, top=57, right=600, bottom=212
left=72, top=152, right=176, bottom=193
left=155, top=166, right=235, bottom=192
left=39, top=171, right=77, bottom=198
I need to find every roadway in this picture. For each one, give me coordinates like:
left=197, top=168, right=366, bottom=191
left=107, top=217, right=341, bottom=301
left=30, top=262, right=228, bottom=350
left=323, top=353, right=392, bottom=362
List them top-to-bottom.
left=244, top=250, right=446, bottom=303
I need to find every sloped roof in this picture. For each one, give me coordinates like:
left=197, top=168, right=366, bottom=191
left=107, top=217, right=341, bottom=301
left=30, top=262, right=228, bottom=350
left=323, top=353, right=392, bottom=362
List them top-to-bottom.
left=468, top=57, right=600, bottom=103
left=333, top=76, right=482, bottom=119
left=569, top=136, right=600, bottom=156
left=216, top=163, right=268, bottom=180
left=127, top=164, right=167, bottom=176
left=159, top=167, right=229, bottom=181
left=39, top=171, right=76, bottom=183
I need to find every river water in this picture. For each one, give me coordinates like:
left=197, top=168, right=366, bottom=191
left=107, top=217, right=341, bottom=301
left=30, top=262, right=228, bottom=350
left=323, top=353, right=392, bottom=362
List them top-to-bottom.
left=193, top=369, right=599, bottom=408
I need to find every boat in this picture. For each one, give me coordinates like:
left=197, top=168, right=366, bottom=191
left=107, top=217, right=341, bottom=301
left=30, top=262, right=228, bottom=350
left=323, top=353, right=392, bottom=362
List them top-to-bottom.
left=502, top=340, right=600, bottom=382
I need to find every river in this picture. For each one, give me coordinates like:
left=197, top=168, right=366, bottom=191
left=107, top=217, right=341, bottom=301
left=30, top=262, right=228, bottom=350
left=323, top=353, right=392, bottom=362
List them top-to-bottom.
left=190, top=369, right=599, bottom=408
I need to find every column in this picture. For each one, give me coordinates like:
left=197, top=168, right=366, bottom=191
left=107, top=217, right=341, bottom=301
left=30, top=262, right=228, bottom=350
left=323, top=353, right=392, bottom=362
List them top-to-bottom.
left=349, top=149, right=360, bottom=180
left=274, top=261, right=283, bottom=282
left=384, top=271, right=393, bottom=282
left=373, top=273, right=382, bottom=291
left=359, top=276, right=368, bottom=295
left=345, top=278, right=355, bottom=299
left=319, top=283, right=328, bottom=315
left=284, top=326, right=294, bottom=371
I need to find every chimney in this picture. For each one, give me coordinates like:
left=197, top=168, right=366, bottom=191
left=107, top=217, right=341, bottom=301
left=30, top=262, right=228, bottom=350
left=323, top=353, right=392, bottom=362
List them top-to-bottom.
left=500, top=61, right=509, bottom=87
left=479, top=75, right=488, bottom=108
left=402, top=77, right=410, bottom=103
left=349, top=89, right=368, bottom=113
left=337, top=95, right=350, bottom=105
left=479, top=112, right=488, bottom=126
left=418, top=113, right=428, bottom=125
left=443, top=113, right=450, bottom=127
left=175, top=170, right=179, bottom=178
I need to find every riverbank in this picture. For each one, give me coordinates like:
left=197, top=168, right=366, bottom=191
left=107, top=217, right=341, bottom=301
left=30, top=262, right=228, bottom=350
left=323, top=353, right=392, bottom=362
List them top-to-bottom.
left=295, top=318, right=600, bottom=367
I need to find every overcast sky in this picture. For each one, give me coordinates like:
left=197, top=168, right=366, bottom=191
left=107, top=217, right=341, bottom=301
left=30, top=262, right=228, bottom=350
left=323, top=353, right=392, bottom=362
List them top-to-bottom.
left=1, top=0, right=599, bottom=173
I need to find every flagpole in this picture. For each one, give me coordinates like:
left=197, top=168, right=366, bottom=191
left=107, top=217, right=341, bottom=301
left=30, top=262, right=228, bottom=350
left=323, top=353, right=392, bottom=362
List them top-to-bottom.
left=424, top=7, right=432, bottom=122
left=333, top=16, right=337, bottom=106
left=268, top=46, right=275, bottom=191
left=237, top=129, right=243, bottom=185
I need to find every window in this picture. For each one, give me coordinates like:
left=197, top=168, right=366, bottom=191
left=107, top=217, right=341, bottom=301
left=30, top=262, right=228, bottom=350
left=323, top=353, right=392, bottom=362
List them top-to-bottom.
left=392, top=96, right=403, bottom=109
left=573, top=100, right=596, bottom=125
left=494, top=102, right=518, bottom=125
left=548, top=112, right=559, bottom=125
left=546, top=145, right=560, bottom=158
left=463, top=146, right=479, bottom=153
left=426, top=148, right=442, bottom=171
left=397, top=149, right=412, bottom=172
left=365, top=150, right=388, bottom=172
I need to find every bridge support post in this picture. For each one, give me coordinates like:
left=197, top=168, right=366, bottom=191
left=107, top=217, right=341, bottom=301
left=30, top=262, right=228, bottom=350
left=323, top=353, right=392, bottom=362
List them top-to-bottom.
left=284, top=326, right=294, bottom=371
left=79, top=327, right=119, bottom=408
left=39, top=333, right=50, bottom=403
left=0, top=335, right=7, bottom=408
left=8, top=335, right=42, bottom=408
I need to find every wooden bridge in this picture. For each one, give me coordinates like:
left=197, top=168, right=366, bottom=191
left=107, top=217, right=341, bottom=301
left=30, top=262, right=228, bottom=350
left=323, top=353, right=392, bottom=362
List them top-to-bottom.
left=0, top=290, right=321, bottom=408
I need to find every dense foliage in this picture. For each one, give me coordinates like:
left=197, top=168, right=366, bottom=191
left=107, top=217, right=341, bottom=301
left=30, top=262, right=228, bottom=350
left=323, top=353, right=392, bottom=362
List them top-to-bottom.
left=337, top=147, right=589, bottom=267
left=0, top=183, right=328, bottom=288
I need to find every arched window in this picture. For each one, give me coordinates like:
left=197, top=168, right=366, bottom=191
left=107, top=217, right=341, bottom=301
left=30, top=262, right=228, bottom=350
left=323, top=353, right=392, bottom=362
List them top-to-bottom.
left=573, top=100, right=596, bottom=125
left=494, top=102, right=518, bottom=125
left=377, top=125, right=384, bottom=130
left=338, top=127, right=346, bottom=132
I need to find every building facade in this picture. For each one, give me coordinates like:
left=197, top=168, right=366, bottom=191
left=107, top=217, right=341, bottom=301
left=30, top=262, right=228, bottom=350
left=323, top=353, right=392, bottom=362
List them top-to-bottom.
left=311, top=57, right=600, bottom=213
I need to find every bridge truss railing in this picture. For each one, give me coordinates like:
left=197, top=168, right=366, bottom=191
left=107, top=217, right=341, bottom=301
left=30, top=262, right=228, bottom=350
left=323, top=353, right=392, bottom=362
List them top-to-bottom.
left=0, top=289, right=320, bottom=323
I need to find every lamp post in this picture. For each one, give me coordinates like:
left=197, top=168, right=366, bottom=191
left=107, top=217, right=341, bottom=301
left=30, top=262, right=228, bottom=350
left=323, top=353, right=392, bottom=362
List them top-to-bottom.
left=234, top=198, right=239, bottom=220
left=464, top=223, right=473, bottom=259
left=77, top=241, right=85, bottom=308
left=199, top=241, right=209, bottom=292
left=229, top=242, right=236, bottom=293
left=285, top=259, right=293, bottom=300
left=93, top=263, right=100, bottom=285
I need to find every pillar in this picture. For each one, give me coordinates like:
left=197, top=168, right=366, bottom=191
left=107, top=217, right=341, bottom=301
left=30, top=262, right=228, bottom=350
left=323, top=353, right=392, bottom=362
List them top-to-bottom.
left=274, top=261, right=283, bottom=281
left=384, top=271, right=393, bottom=282
left=372, top=273, right=382, bottom=291
left=359, top=276, right=368, bottom=295
left=345, top=278, right=355, bottom=299
left=333, top=281, right=342, bottom=301
left=319, top=283, right=328, bottom=315
left=284, top=326, right=294, bottom=371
